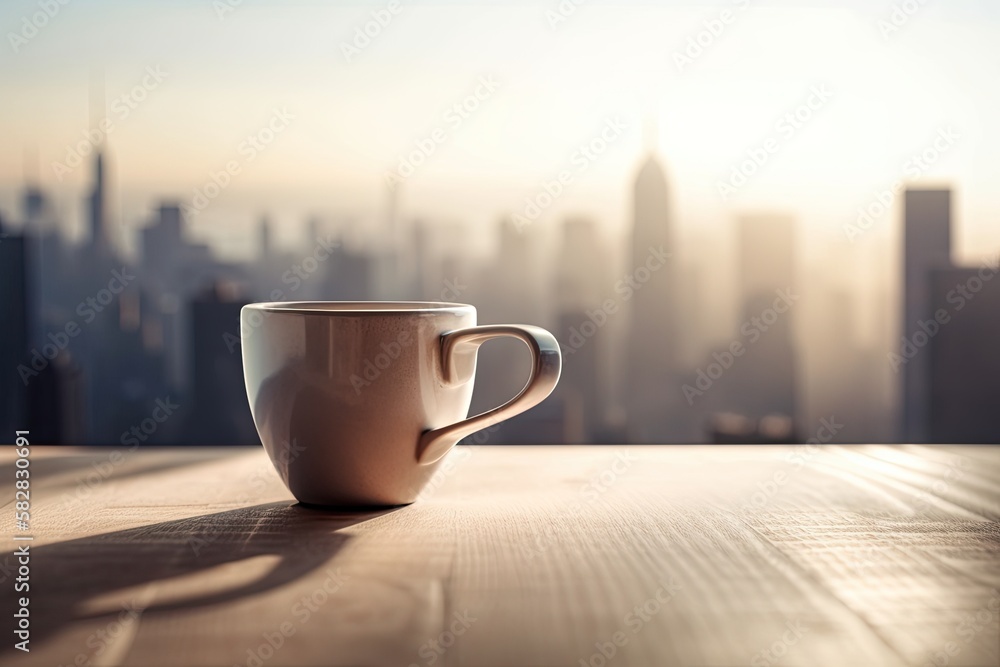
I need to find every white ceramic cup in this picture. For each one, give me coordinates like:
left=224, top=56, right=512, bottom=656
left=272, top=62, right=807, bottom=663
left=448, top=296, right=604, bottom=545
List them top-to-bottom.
left=241, top=301, right=562, bottom=506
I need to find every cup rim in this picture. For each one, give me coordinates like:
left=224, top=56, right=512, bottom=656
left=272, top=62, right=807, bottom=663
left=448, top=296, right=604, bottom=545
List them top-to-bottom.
left=242, top=301, right=476, bottom=315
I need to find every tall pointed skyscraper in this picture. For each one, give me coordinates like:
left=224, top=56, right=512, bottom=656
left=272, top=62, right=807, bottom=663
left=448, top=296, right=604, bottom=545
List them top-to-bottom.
left=87, top=69, right=110, bottom=255
left=88, top=150, right=108, bottom=252
left=626, top=154, right=678, bottom=442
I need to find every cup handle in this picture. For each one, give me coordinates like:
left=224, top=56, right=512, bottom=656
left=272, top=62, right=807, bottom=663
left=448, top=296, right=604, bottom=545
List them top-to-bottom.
left=416, top=324, right=562, bottom=465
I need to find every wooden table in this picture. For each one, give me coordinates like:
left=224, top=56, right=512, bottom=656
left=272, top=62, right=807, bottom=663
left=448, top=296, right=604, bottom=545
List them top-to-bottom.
left=2, top=445, right=998, bottom=667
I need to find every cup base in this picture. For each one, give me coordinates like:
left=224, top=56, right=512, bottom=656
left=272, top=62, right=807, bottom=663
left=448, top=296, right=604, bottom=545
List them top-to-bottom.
left=293, top=499, right=414, bottom=511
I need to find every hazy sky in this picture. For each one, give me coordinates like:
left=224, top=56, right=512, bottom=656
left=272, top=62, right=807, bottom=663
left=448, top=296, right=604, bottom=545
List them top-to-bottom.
left=2, top=1, right=999, bottom=260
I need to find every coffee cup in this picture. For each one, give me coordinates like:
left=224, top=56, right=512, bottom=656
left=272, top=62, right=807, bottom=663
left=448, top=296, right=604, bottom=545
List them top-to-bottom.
left=241, top=301, right=561, bottom=506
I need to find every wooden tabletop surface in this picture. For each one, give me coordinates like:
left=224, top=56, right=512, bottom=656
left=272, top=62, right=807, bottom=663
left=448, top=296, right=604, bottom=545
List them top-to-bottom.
left=1, top=444, right=998, bottom=667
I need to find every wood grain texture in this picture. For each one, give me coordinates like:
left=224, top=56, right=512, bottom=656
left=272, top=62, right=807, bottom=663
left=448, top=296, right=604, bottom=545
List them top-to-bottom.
left=1, top=445, right=998, bottom=667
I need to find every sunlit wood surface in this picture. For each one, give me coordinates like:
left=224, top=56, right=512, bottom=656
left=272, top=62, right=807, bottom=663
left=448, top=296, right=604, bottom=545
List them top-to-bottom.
left=1, top=445, right=998, bottom=667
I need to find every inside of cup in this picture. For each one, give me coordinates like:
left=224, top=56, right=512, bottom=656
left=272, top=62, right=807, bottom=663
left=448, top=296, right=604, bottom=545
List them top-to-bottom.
left=250, top=301, right=474, bottom=313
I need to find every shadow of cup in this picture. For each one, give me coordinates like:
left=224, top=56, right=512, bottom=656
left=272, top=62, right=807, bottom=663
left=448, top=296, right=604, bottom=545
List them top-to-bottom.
left=1, top=502, right=398, bottom=659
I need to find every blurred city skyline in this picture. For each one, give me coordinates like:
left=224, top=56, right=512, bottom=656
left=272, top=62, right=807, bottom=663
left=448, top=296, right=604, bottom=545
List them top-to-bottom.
left=2, top=1, right=1000, bottom=445
left=3, top=136, right=998, bottom=444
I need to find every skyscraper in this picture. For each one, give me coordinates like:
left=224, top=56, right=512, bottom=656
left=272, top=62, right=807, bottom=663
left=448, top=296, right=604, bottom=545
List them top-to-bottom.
left=88, top=151, right=109, bottom=254
left=626, top=154, right=677, bottom=442
left=23, top=186, right=47, bottom=227
left=902, top=188, right=951, bottom=442
left=139, top=202, right=218, bottom=392
left=141, top=203, right=184, bottom=273
left=730, top=214, right=798, bottom=423
left=0, top=215, right=29, bottom=434
left=258, top=215, right=272, bottom=258
left=738, top=215, right=795, bottom=308
left=471, top=216, right=555, bottom=442
left=553, top=217, right=608, bottom=440
left=927, top=266, right=1000, bottom=443
left=188, top=283, right=258, bottom=445
left=27, top=351, right=86, bottom=445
